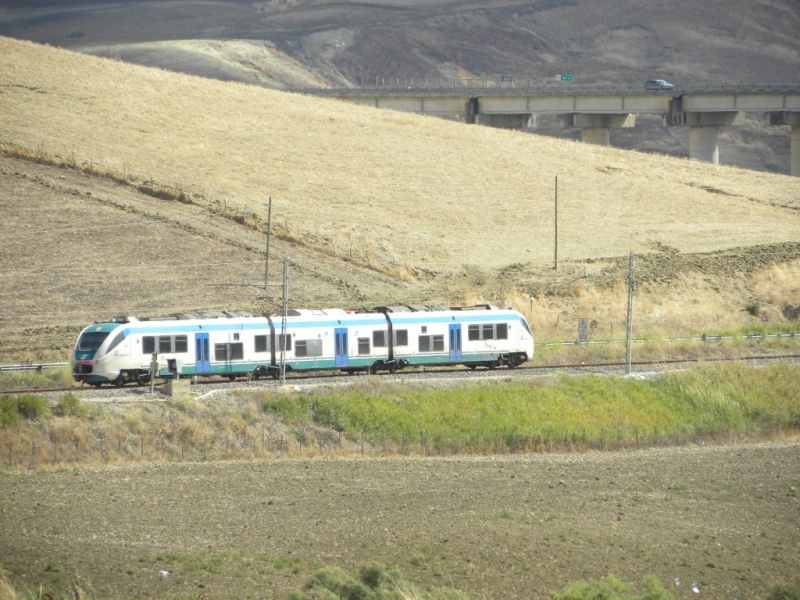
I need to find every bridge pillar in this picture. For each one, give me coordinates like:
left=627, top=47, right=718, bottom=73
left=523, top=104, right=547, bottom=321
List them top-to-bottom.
left=665, top=111, right=745, bottom=164
left=766, top=112, right=800, bottom=176
left=476, top=113, right=536, bottom=129
left=557, top=113, right=635, bottom=146
left=689, top=127, right=721, bottom=164
left=582, top=128, right=611, bottom=145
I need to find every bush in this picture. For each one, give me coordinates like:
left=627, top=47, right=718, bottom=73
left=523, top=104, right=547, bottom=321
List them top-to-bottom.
left=745, top=302, right=761, bottom=317
left=0, top=393, right=48, bottom=424
left=51, top=393, right=86, bottom=417
left=297, top=563, right=463, bottom=600
left=549, top=575, right=673, bottom=600
left=763, top=581, right=800, bottom=600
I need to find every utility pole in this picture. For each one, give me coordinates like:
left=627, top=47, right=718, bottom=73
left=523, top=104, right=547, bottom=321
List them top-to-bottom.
left=554, top=175, right=558, bottom=271
left=264, top=197, right=272, bottom=291
left=625, top=251, right=636, bottom=375
left=280, top=256, right=289, bottom=386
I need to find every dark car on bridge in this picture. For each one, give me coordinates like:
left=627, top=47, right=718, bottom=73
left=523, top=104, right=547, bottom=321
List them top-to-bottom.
left=645, top=79, right=675, bottom=91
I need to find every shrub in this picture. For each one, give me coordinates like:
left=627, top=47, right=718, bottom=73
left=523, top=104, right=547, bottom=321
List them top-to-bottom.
left=745, top=302, right=761, bottom=317
left=51, top=393, right=86, bottom=417
left=0, top=394, right=48, bottom=424
left=298, top=563, right=461, bottom=600
left=549, top=575, right=673, bottom=600
left=763, top=581, right=800, bottom=600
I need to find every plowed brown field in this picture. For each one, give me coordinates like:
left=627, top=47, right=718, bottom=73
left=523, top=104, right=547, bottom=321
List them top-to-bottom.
left=1, top=443, right=798, bottom=599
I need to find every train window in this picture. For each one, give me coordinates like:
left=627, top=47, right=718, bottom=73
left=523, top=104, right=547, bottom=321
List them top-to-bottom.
left=468, top=323, right=509, bottom=341
left=421, top=326, right=427, bottom=334
left=374, top=330, right=408, bottom=346
left=77, top=331, right=109, bottom=352
left=107, top=332, right=124, bottom=352
left=233, top=333, right=240, bottom=341
left=278, top=334, right=291, bottom=352
left=255, top=335, right=268, bottom=353
left=418, top=335, right=444, bottom=352
left=142, top=336, right=155, bottom=354
left=158, top=336, right=172, bottom=353
left=175, top=336, right=188, bottom=353
left=358, top=338, right=370, bottom=355
left=295, top=339, right=322, bottom=357
left=215, top=343, right=244, bottom=361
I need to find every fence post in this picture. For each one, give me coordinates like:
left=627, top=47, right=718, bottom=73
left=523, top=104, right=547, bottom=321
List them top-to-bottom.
left=52, top=440, right=57, bottom=466
left=29, top=441, right=36, bottom=470
left=7, top=442, right=11, bottom=468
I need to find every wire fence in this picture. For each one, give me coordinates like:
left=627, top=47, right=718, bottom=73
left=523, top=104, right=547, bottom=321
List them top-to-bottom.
left=2, top=420, right=797, bottom=471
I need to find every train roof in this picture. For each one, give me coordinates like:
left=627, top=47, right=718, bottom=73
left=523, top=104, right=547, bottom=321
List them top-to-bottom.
left=100, top=304, right=507, bottom=325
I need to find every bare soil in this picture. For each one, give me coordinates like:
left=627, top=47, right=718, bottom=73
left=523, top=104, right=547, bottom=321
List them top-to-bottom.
left=1, top=442, right=798, bottom=599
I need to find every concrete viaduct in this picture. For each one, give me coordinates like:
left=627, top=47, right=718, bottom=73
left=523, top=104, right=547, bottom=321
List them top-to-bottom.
left=296, top=82, right=800, bottom=176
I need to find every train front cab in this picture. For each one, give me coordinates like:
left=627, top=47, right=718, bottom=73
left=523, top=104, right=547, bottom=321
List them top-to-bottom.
left=72, top=322, right=124, bottom=385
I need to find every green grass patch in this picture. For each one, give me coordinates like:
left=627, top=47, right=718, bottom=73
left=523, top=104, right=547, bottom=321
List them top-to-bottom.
left=262, top=363, right=800, bottom=449
left=0, top=365, right=74, bottom=391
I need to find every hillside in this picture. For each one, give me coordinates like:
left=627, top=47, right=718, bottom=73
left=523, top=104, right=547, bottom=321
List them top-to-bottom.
left=1, top=0, right=799, bottom=173
left=1, top=36, right=799, bottom=360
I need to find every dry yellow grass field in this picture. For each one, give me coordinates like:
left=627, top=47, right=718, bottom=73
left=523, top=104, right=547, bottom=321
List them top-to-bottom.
left=1, top=35, right=799, bottom=359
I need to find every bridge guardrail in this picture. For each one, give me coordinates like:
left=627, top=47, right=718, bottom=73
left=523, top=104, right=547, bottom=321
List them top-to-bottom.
left=293, top=81, right=800, bottom=96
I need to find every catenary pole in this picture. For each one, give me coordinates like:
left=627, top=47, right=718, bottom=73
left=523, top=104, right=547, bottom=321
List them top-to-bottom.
left=554, top=175, right=558, bottom=271
left=265, top=197, right=272, bottom=291
left=625, top=251, right=636, bottom=374
left=280, top=257, right=289, bottom=386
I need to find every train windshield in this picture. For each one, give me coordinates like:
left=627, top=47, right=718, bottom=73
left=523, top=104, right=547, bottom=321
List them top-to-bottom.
left=519, top=317, right=532, bottom=335
left=77, top=331, right=109, bottom=352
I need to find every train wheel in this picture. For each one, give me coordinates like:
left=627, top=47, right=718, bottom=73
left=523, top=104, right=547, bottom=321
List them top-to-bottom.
left=468, top=365, right=477, bottom=370
left=137, top=373, right=150, bottom=386
left=113, top=374, right=125, bottom=387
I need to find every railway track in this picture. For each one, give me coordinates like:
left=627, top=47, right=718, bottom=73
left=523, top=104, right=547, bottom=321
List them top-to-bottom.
left=4, top=353, right=800, bottom=397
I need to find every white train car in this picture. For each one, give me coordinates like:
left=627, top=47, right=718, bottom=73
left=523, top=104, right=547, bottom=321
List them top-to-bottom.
left=72, top=305, right=534, bottom=386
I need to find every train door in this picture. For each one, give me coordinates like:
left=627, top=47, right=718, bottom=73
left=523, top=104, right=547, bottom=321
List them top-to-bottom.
left=449, top=324, right=462, bottom=362
left=334, top=327, right=349, bottom=367
left=195, top=332, right=210, bottom=374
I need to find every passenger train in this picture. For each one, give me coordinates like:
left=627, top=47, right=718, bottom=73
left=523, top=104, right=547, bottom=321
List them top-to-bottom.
left=72, top=305, right=534, bottom=386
